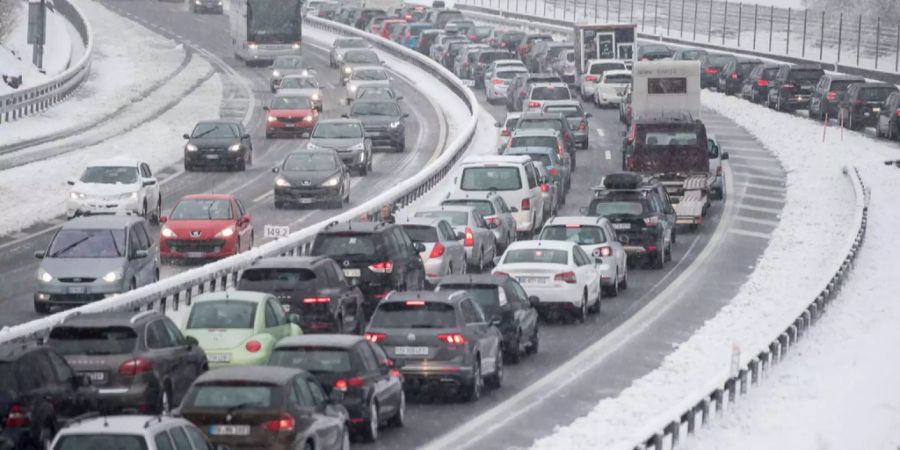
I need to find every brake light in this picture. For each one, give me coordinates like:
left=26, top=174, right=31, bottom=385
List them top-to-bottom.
left=405, top=14, right=412, bottom=20
left=469, top=34, right=477, bottom=41
left=500, top=41, right=507, bottom=47
left=704, top=67, right=718, bottom=74
left=730, top=72, right=738, bottom=80
left=585, top=75, right=598, bottom=82
left=492, top=79, right=505, bottom=85
left=756, top=79, right=769, bottom=87
left=782, top=82, right=796, bottom=89
left=520, top=89, right=526, bottom=96
left=826, top=91, right=837, bottom=101
left=528, top=101, right=541, bottom=108
left=895, top=109, right=900, bottom=117
left=579, top=121, right=587, bottom=130
left=501, top=129, right=511, bottom=137
left=558, top=142, right=565, bottom=156
left=548, top=168, right=558, bottom=176
left=540, top=183, right=549, bottom=193
left=521, top=198, right=531, bottom=211
left=643, top=216, right=659, bottom=227
left=485, top=217, right=499, bottom=226
left=565, top=224, right=581, bottom=228
left=464, top=228, right=474, bottom=247
left=430, top=242, right=446, bottom=258
left=647, top=245, right=658, bottom=252
left=592, top=246, right=612, bottom=258
left=369, top=261, right=393, bottom=273
left=493, top=271, right=508, bottom=276
left=554, top=271, right=577, bottom=284
left=303, top=297, right=330, bottom=304
left=406, top=300, right=426, bottom=306
left=364, top=333, right=386, bottom=343
left=438, top=333, right=466, bottom=344
left=245, top=340, right=262, bottom=353
left=119, top=358, right=153, bottom=376
left=389, top=369, right=402, bottom=378
left=334, top=377, right=365, bottom=391
left=6, top=405, right=28, bottom=428
left=262, top=413, right=295, bottom=432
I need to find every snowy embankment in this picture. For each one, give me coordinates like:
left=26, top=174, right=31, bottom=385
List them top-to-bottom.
left=0, top=0, right=75, bottom=94
left=530, top=90, right=862, bottom=449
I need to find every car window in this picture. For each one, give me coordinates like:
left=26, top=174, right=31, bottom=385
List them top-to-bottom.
left=140, top=163, right=152, bottom=178
left=524, top=164, right=537, bottom=189
left=460, top=167, right=522, bottom=191
left=171, top=199, right=233, bottom=221
left=235, top=199, right=246, bottom=217
left=439, top=221, right=456, bottom=240
left=136, top=223, right=152, bottom=249
left=393, top=228, right=414, bottom=255
left=128, top=229, right=141, bottom=258
left=573, top=247, right=591, bottom=266
left=503, top=248, right=568, bottom=264
left=510, top=280, right=530, bottom=305
left=460, top=299, right=481, bottom=324
left=186, top=301, right=256, bottom=329
left=265, top=301, right=280, bottom=328
left=370, top=301, right=458, bottom=328
left=162, top=319, right=188, bottom=346
left=147, top=320, right=176, bottom=349
left=368, top=342, right=389, bottom=366
left=357, top=343, right=380, bottom=372
left=31, top=351, right=58, bottom=385
left=46, top=351, right=75, bottom=385
left=293, top=377, right=315, bottom=406
left=306, top=378, right=327, bottom=405
left=184, top=426, right=210, bottom=449
left=168, top=427, right=193, bottom=450
left=154, top=432, right=175, bottom=450
left=53, top=435, right=148, bottom=450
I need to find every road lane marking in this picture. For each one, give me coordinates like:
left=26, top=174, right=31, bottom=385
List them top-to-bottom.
left=596, top=128, right=605, bottom=137
left=604, top=150, right=611, bottom=160
left=733, top=173, right=785, bottom=183
left=253, top=191, right=273, bottom=203
left=742, top=193, right=785, bottom=202
left=738, top=204, right=783, bottom=215
left=736, top=216, right=780, bottom=226
left=729, top=228, right=771, bottom=239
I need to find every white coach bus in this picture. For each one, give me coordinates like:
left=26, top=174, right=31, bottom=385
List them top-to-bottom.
left=229, top=0, right=303, bottom=65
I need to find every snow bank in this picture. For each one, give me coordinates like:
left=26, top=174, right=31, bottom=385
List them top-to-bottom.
left=0, top=0, right=75, bottom=94
left=530, top=90, right=861, bottom=449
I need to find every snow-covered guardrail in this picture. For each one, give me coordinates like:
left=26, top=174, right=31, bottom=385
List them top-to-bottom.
left=0, top=0, right=94, bottom=124
left=0, top=15, right=479, bottom=344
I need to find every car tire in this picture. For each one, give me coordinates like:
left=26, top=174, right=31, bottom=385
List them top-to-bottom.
left=237, top=156, right=246, bottom=171
left=358, top=163, right=368, bottom=176
left=150, top=198, right=161, bottom=225
left=274, top=200, right=284, bottom=210
left=651, top=249, right=665, bottom=270
left=619, top=267, right=628, bottom=290
left=605, top=270, right=619, bottom=298
left=575, top=292, right=587, bottom=323
left=33, top=300, right=50, bottom=314
left=527, top=323, right=539, bottom=354
left=507, top=332, right=522, bottom=364
left=485, top=349, right=503, bottom=389
left=461, top=360, right=483, bottom=402
left=387, top=390, right=406, bottom=427
left=361, top=400, right=379, bottom=442
left=38, top=423, right=54, bottom=450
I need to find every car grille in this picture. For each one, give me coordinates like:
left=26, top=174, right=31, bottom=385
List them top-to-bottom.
left=278, top=116, right=306, bottom=124
left=363, top=124, right=388, bottom=133
left=200, top=147, right=226, bottom=153
left=286, top=187, right=330, bottom=197
left=167, top=240, right=226, bottom=252
left=58, top=277, right=98, bottom=283
left=52, top=294, right=106, bottom=302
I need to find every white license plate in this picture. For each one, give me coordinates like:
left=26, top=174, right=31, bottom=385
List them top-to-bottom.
left=461, top=79, right=475, bottom=87
left=205, top=154, right=220, bottom=160
left=299, top=198, right=314, bottom=204
left=612, top=223, right=631, bottom=230
left=186, top=252, right=205, bottom=258
left=343, top=268, right=361, bottom=278
left=518, top=276, right=547, bottom=284
left=68, top=287, right=86, bottom=294
left=281, top=304, right=291, bottom=313
left=394, top=346, right=429, bottom=356
left=207, top=353, right=232, bottom=363
left=85, top=371, right=106, bottom=382
left=209, top=425, right=250, bottom=436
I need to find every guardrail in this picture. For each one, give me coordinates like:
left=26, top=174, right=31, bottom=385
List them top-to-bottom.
left=0, top=0, right=94, bottom=124
left=0, top=16, right=480, bottom=344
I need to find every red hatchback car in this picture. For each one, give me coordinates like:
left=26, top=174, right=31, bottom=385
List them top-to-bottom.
left=264, top=94, right=319, bottom=139
left=159, top=194, right=253, bottom=261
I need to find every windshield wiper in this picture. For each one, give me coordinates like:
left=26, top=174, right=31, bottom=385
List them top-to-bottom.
left=193, top=128, right=218, bottom=139
left=49, top=236, right=90, bottom=257
left=226, top=402, right=263, bottom=416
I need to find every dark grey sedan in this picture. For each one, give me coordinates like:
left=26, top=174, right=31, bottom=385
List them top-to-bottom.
left=347, top=99, right=408, bottom=152
left=308, top=119, right=373, bottom=176
left=183, top=120, right=253, bottom=171
left=272, top=149, right=351, bottom=209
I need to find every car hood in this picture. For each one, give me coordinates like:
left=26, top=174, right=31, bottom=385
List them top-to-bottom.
left=272, top=68, right=307, bottom=78
left=349, top=80, right=390, bottom=89
left=278, top=88, right=320, bottom=97
left=269, top=108, right=315, bottom=117
left=352, top=115, right=400, bottom=126
left=188, top=137, right=241, bottom=147
left=310, top=138, right=364, bottom=150
left=281, top=169, right=341, bottom=185
left=70, top=182, right=141, bottom=197
left=164, top=219, right=235, bottom=238
left=41, top=257, right=126, bottom=279
left=183, top=328, right=255, bottom=351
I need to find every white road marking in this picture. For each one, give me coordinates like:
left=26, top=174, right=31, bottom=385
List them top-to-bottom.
left=595, top=128, right=605, bottom=137
left=604, top=150, right=611, bottom=160
left=728, top=153, right=781, bottom=163
left=728, top=162, right=784, bottom=174
left=732, top=173, right=785, bottom=183
left=739, top=183, right=786, bottom=193
left=253, top=190, right=273, bottom=203
left=742, top=192, right=785, bottom=202
left=737, top=204, right=783, bottom=215
left=736, top=216, right=780, bottom=226
left=729, top=228, right=771, bottom=239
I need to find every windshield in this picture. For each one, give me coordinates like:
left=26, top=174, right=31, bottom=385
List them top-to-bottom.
left=247, top=0, right=301, bottom=42
left=501, top=32, right=525, bottom=41
left=335, top=39, right=367, bottom=49
left=641, top=45, right=669, bottom=54
left=344, top=50, right=380, bottom=64
left=481, top=51, right=510, bottom=63
left=707, top=55, right=735, bottom=66
left=273, top=56, right=304, bottom=69
left=590, top=63, right=625, bottom=74
left=352, top=69, right=388, bottom=81
left=788, top=69, right=824, bottom=83
left=496, top=70, right=525, bottom=80
left=279, top=77, right=318, bottom=89
left=829, top=80, right=860, bottom=92
left=531, top=86, right=570, bottom=100
left=357, top=87, right=395, bottom=99
left=859, top=87, right=897, bottom=101
left=271, top=96, right=312, bottom=109
left=351, top=101, right=400, bottom=116
left=544, top=106, right=583, bottom=118
left=518, top=119, right=563, bottom=132
left=191, top=122, right=239, bottom=138
left=312, top=123, right=363, bottom=139
left=641, top=130, right=699, bottom=146
left=283, top=152, right=337, bottom=171
left=79, top=166, right=139, bottom=184
left=460, top=167, right=522, bottom=191
left=171, top=199, right=233, bottom=220
left=442, top=199, right=494, bottom=216
left=588, top=200, right=644, bottom=216
left=414, top=210, right=469, bottom=226
left=401, top=225, right=439, bottom=243
left=539, top=225, right=607, bottom=245
left=48, top=229, right=126, bottom=258
left=313, top=233, right=382, bottom=257
left=503, top=248, right=568, bottom=264
left=238, top=268, right=317, bottom=291
left=441, top=285, right=500, bottom=316
left=187, top=301, right=256, bottom=329
left=370, top=302, right=457, bottom=328
left=48, top=326, right=138, bottom=355
left=269, top=347, right=352, bottom=373
left=186, top=383, right=276, bottom=408
left=53, top=435, right=148, bottom=450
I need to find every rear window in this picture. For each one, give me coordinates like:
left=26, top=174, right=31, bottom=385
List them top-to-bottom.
left=479, top=52, right=509, bottom=63
left=707, top=55, right=735, bottom=66
left=736, top=62, right=760, bottom=75
left=589, top=63, right=625, bottom=74
left=762, top=68, right=780, bottom=79
left=788, top=69, right=824, bottom=83
left=496, top=70, right=524, bottom=80
left=604, top=74, right=632, bottom=84
left=829, top=79, right=860, bottom=92
left=531, top=87, right=571, bottom=100
left=858, top=87, right=897, bottom=101
left=544, top=106, right=583, bottom=117
left=518, top=119, right=563, bottom=132
left=641, top=130, right=700, bottom=147
left=511, top=136, right=558, bottom=148
left=511, top=152, right=552, bottom=168
left=460, top=167, right=523, bottom=191
left=588, top=199, right=645, bottom=216
left=442, top=200, right=495, bottom=216
left=413, top=211, right=468, bottom=226
left=401, top=225, right=439, bottom=242
left=539, top=225, right=607, bottom=245
left=313, top=233, right=382, bottom=257
left=503, top=248, right=568, bottom=264
left=238, top=268, right=317, bottom=291
left=439, top=285, right=500, bottom=315
left=186, top=301, right=256, bottom=329
left=370, top=302, right=457, bottom=328
left=47, top=326, right=138, bottom=356
left=269, top=347, right=352, bottom=373
left=186, top=383, right=276, bottom=408
left=53, top=435, right=148, bottom=450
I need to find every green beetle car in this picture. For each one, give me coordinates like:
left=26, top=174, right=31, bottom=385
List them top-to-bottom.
left=180, top=290, right=302, bottom=368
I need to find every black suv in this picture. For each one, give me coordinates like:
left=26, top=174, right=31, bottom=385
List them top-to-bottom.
left=699, top=54, right=736, bottom=88
left=717, top=57, right=762, bottom=95
left=740, top=63, right=783, bottom=104
left=767, top=64, right=825, bottom=112
left=808, top=74, right=865, bottom=120
left=839, top=82, right=899, bottom=130
left=876, top=91, right=900, bottom=140
left=516, top=112, right=578, bottom=168
left=581, top=172, right=676, bottom=269
left=311, top=222, right=426, bottom=317
left=238, top=256, right=367, bottom=334
left=436, top=274, right=540, bottom=363
left=46, top=311, right=208, bottom=414
left=0, top=343, right=96, bottom=450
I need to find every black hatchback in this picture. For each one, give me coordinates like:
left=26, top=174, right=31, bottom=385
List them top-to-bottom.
left=717, top=57, right=762, bottom=96
left=767, top=64, right=825, bottom=111
left=839, top=82, right=899, bottom=130
left=183, top=120, right=253, bottom=172
left=238, top=256, right=366, bottom=334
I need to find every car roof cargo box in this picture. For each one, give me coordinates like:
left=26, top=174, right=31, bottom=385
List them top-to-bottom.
left=602, top=172, right=644, bottom=189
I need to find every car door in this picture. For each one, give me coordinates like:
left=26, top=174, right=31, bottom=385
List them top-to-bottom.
left=522, top=162, right=542, bottom=227
left=140, top=163, right=159, bottom=210
left=234, top=199, right=252, bottom=251
left=471, top=211, right=495, bottom=261
left=439, top=220, right=466, bottom=270
left=135, top=222, right=157, bottom=285
left=603, top=222, right=626, bottom=272
left=127, top=225, right=149, bottom=287
left=392, top=228, right=419, bottom=283
left=572, top=247, right=600, bottom=301
left=320, top=262, right=355, bottom=332
left=507, top=279, right=538, bottom=338
left=265, top=298, right=291, bottom=339
left=467, top=299, right=500, bottom=370
left=160, top=318, right=200, bottom=402
left=145, top=319, right=183, bottom=398
left=367, top=342, right=402, bottom=413
left=355, top=343, right=393, bottom=418
left=41, top=350, right=86, bottom=418
left=302, top=376, right=344, bottom=449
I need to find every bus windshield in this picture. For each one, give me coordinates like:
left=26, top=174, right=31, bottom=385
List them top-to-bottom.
left=247, top=0, right=302, bottom=43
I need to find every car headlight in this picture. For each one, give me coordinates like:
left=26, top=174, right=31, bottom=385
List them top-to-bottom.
left=194, top=0, right=200, bottom=4
left=248, top=43, right=258, bottom=50
left=292, top=43, right=301, bottom=50
left=336, top=53, right=344, bottom=61
left=344, top=66, right=352, bottom=74
left=272, top=69, right=281, bottom=77
left=301, top=69, right=309, bottom=76
left=350, top=85, right=358, bottom=92
left=311, top=93, right=320, bottom=101
left=267, top=115, right=278, bottom=123
left=304, top=115, right=314, bottom=122
left=389, top=121, right=401, bottom=128
left=349, top=142, right=365, bottom=151
left=228, top=143, right=242, bottom=152
left=306, top=143, right=322, bottom=151
left=185, top=144, right=198, bottom=152
left=321, top=175, right=340, bottom=187
left=275, top=177, right=291, bottom=187
left=69, top=192, right=86, bottom=200
left=122, top=192, right=139, bottom=200
left=161, top=226, right=177, bottom=238
left=216, top=226, right=235, bottom=238
left=37, top=268, right=53, bottom=283
left=102, top=270, right=123, bottom=283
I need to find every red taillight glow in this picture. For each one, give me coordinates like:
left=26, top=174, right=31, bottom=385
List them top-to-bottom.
left=500, top=42, right=507, bottom=47
left=704, top=67, right=719, bottom=74
left=730, top=72, right=738, bottom=80
left=585, top=75, right=598, bottom=82
left=492, top=79, right=505, bottom=85
left=756, top=79, right=769, bottom=87
left=782, top=82, right=796, bottom=89
left=826, top=91, right=837, bottom=101
left=855, top=99, right=865, bottom=105
left=528, top=101, right=541, bottom=108
left=895, top=109, right=900, bottom=117
left=579, top=121, right=587, bottom=130
left=501, top=129, right=511, bottom=137
left=557, top=142, right=565, bottom=157
left=716, top=165, right=722, bottom=177
left=548, top=168, right=558, bottom=176
left=540, top=183, right=549, bottom=193
left=521, top=198, right=531, bottom=211
left=485, top=216, right=499, bottom=226
left=644, top=216, right=659, bottom=227
left=464, top=227, right=474, bottom=247
left=430, top=242, right=446, bottom=258
left=592, top=246, right=613, bottom=258
left=369, top=261, right=393, bottom=273
left=493, top=271, right=508, bottom=276
left=554, top=271, right=577, bottom=284
left=303, top=297, right=330, bottom=304
left=406, top=300, right=426, bottom=306
left=364, top=333, right=386, bottom=343
left=438, top=333, right=466, bottom=344
left=245, top=340, right=262, bottom=353
left=119, top=358, right=153, bottom=376
left=389, top=369, right=402, bottom=377
left=334, top=377, right=365, bottom=391
left=6, top=405, right=28, bottom=428
left=262, top=414, right=295, bottom=433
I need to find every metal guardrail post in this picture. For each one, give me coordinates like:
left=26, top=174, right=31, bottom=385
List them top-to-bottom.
left=619, top=0, right=623, bottom=22
left=631, top=0, right=635, bottom=25
left=642, top=0, right=647, bottom=30
left=653, top=0, right=658, bottom=34
left=667, top=0, right=672, bottom=36
left=680, top=0, right=685, bottom=37
left=693, top=0, right=698, bottom=40
left=707, top=0, right=713, bottom=42
left=722, top=0, right=727, bottom=45
left=736, top=3, right=742, bottom=47
left=752, top=4, right=757, bottom=49
left=768, top=6, right=773, bottom=52
left=786, top=8, right=791, bottom=54
left=802, top=9, right=807, bottom=58
left=820, top=11, right=825, bottom=61
left=837, top=13, right=843, bottom=63
left=856, top=15, right=862, bottom=67
left=896, top=22, right=899, bottom=72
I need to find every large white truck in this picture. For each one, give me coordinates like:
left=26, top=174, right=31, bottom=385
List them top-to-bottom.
left=573, top=23, right=637, bottom=75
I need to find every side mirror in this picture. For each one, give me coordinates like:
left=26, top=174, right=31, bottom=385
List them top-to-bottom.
left=396, top=96, right=404, bottom=100
left=263, top=106, right=270, bottom=111
left=402, top=113, right=410, bottom=118
left=585, top=113, right=593, bottom=118
left=341, top=114, right=349, bottom=119
left=182, top=133, right=190, bottom=139
left=242, top=133, right=251, bottom=139
left=721, top=151, right=730, bottom=160
left=272, top=167, right=280, bottom=173
left=538, top=176, right=548, bottom=184
left=66, top=180, right=75, bottom=186
left=143, top=180, right=157, bottom=187
left=510, top=206, right=519, bottom=213
left=579, top=206, right=589, bottom=215
left=239, top=214, right=251, bottom=225
left=159, top=215, right=168, bottom=224
left=456, top=231, right=466, bottom=240
left=617, top=234, right=629, bottom=244
left=413, top=242, right=426, bottom=252
left=133, top=249, right=149, bottom=259
left=34, top=251, right=45, bottom=259
left=528, top=295, right=540, bottom=308
left=288, top=313, right=301, bottom=325
left=489, top=318, right=502, bottom=327
left=185, top=335, right=199, bottom=348
left=329, top=389, right=345, bottom=404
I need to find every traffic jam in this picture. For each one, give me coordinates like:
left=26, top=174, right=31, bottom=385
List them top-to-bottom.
left=12, top=0, right=869, bottom=448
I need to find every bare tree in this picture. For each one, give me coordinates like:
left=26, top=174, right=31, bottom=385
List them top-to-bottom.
left=0, top=0, right=21, bottom=43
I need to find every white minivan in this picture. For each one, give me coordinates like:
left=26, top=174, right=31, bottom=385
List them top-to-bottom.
left=452, top=155, right=545, bottom=239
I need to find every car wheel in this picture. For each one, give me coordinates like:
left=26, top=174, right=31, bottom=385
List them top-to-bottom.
left=890, top=123, right=896, bottom=140
left=238, top=155, right=246, bottom=171
left=184, top=162, right=193, bottom=172
left=358, top=162, right=368, bottom=176
left=150, top=199, right=161, bottom=225
left=274, top=200, right=284, bottom=210
left=236, top=237, right=242, bottom=255
left=665, top=243, right=673, bottom=262
left=651, top=248, right=665, bottom=269
left=619, top=266, right=628, bottom=290
left=605, top=270, right=619, bottom=298
left=575, top=292, right=587, bottom=323
left=33, top=299, right=51, bottom=314
left=527, top=323, right=539, bottom=354
left=507, top=332, right=522, bottom=364
left=485, top=349, right=503, bottom=389
left=462, top=360, right=482, bottom=402
left=159, top=384, right=172, bottom=413
left=387, top=390, right=405, bottom=427
left=362, top=400, right=379, bottom=442
left=38, top=423, right=54, bottom=450
left=341, top=427, right=351, bottom=450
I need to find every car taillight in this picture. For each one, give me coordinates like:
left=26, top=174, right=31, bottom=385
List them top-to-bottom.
left=406, top=31, right=411, bottom=39
left=469, top=34, right=477, bottom=41
left=500, top=41, right=507, bottom=47
left=704, top=67, right=718, bottom=74
left=730, top=72, right=738, bottom=80
left=585, top=75, right=598, bottom=82
left=492, top=79, right=505, bottom=85
left=756, top=79, right=769, bottom=87
left=782, top=82, right=796, bottom=89
left=826, top=91, right=837, bottom=101
left=528, top=101, right=541, bottom=108
left=895, top=109, right=900, bottom=117
left=579, top=121, right=587, bottom=130
left=501, top=129, right=511, bottom=137
left=716, top=165, right=722, bottom=177
left=548, top=168, right=558, bottom=176
left=540, top=183, right=549, bottom=193
left=521, top=198, right=531, bottom=211
left=644, top=216, right=659, bottom=227
left=464, top=228, right=474, bottom=247
left=430, top=242, right=446, bottom=258
left=592, top=246, right=612, bottom=258
left=369, top=261, right=393, bottom=273
left=493, top=271, right=508, bottom=277
left=554, top=271, right=577, bottom=284
left=303, top=297, right=330, bottom=304
left=364, top=333, right=386, bottom=343
left=438, top=333, right=466, bottom=344
left=245, top=340, right=262, bottom=353
left=119, top=358, right=153, bottom=376
left=389, top=369, right=402, bottom=378
left=334, top=377, right=365, bottom=391
left=6, top=405, right=28, bottom=428
left=262, top=413, right=295, bottom=432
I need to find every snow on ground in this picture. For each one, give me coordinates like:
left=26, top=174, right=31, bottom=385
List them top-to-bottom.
left=0, top=0, right=186, bottom=146
left=0, top=0, right=76, bottom=94
left=530, top=90, right=862, bottom=449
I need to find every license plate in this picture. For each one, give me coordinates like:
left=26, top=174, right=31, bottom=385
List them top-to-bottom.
left=461, top=79, right=475, bottom=87
left=616, top=88, right=625, bottom=95
left=284, top=123, right=296, bottom=128
left=206, top=154, right=220, bottom=160
left=299, top=198, right=314, bottom=204
left=612, top=223, right=631, bottom=230
left=186, top=252, right=205, bottom=258
left=343, top=268, right=361, bottom=278
left=518, top=276, right=547, bottom=284
left=68, top=287, right=86, bottom=294
left=281, top=304, right=291, bottom=313
left=394, top=346, right=429, bottom=356
left=207, top=353, right=232, bottom=363
left=85, top=371, right=106, bottom=382
left=209, top=425, right=250, bottom=436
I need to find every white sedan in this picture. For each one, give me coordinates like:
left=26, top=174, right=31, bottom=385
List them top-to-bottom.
left=594, top=69, right=632, bottom=107
left=66, top=159, right=161, bottom=223
left=537, top=217, right=628, bottom=297
left=493, top=240, right=601, bottom=322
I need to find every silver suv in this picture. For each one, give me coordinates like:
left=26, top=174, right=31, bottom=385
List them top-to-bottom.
left=441, top=192, right=517, bottom=253
left=34, top=215, right=160, bottom=314
left=51, top=415, right=220, bottom=450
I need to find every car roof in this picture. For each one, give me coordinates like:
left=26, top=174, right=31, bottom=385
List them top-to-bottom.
left=587, top=58, right=626, bottom=64
left=787, top=64, right=823, bottom=70
left=602, top=69, right=632, bottom=77
left=825, top=74, right=865, bottom=81
left=531, top=82, right=568, bottom=88
left=851, top=82, right=897, bottom=89
left=352, top=98, right=400, bottom=106
left=542, top=100, right=583, bottom=108
left=519, top=111, right=566, bottom=120
left=315, top=118, right=363, bottom=125
left=194, top=119, right=241, bottom=126
left=511, top=128, right=561, bottom=137
left=505, top=146, right=555, bottom=155
left=461, top=154, right=531, bottom=165
left=85, top=158, right=141, bottom=168
left=181, top=193, right=234, bottom=201
left=413, top=205, right=477, bottom=215
left=62, top=215, right=144, bottom=230
left=544, top=216, right=609, bottom=227
left=401, top=217, right=445, bottom=228
left=320, top=221, right=393, bottom=234
left=506, top=239, right=576, bottom=251
left=248, top=256, right=329, bottom=270
left=438, top=273, right=509, bottom=286
left=191, top=290, right=271, bottom=304
left=383, top=290, right=467, bottom=304
left=58, top=311, right=159, bottom=328
left=275, top=334, right=365, bottom=349
left=195, top=365, right=304, bottom=385
left=57, top=415, right=194, bottom=436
